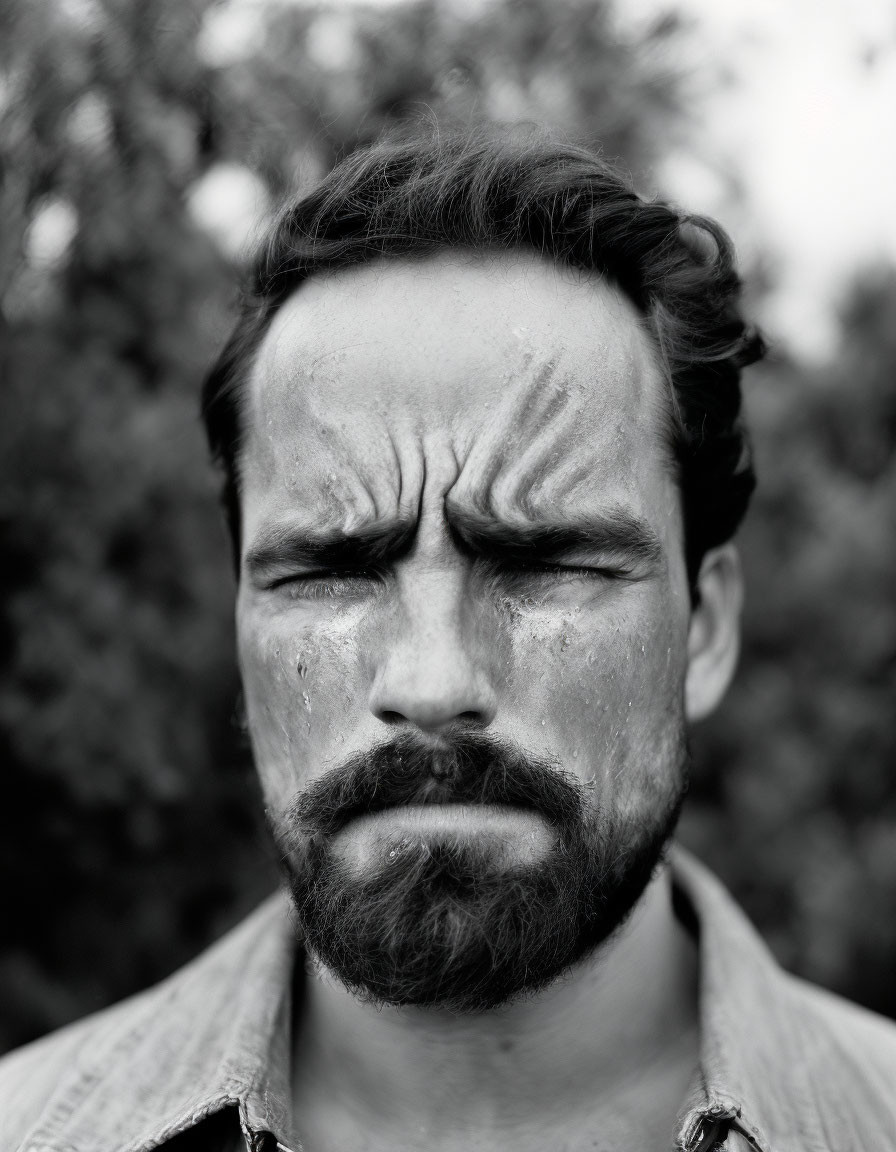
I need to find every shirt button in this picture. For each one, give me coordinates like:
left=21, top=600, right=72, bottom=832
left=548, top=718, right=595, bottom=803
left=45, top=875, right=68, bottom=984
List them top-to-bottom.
left=686, top=1114, right=729, bottom=1151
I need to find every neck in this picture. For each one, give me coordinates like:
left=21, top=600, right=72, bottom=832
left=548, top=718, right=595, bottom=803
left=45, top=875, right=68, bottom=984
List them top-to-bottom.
left=290, top=864, right=699, bottom=1151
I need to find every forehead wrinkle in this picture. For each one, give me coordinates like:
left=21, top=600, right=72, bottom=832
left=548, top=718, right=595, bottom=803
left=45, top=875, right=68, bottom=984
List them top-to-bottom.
left=242, top=252, right=677, bottom=552
left=246, top=311, right=414, bottom=496
left=449, top=343, right=659, bottom=527
left=448, top=352, right=584, bottom=510
left=490, top=395, right=591, bottom=518
left=244, top=412, right=430, bottom=559
left=301, top=435, right=419, bottom=538
left=246, top=436, right=433, bottom=557
left=445, top=460, right=622, bottom=535
left=443, top=490, right=664, bottom=562
left=248, top=507, right=415, bottom=547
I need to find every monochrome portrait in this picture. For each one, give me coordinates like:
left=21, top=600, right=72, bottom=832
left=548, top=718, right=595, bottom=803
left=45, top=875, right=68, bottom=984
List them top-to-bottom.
left=2, top=2, right=894, bottom=1149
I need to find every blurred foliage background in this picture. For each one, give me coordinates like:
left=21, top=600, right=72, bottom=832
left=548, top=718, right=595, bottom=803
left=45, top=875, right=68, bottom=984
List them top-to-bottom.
left=1, top=0, right=894, bottom=1053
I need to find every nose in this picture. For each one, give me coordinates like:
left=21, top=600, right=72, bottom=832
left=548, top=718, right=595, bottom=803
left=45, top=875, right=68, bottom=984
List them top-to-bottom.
left=368, top=571, right=498, bottom=732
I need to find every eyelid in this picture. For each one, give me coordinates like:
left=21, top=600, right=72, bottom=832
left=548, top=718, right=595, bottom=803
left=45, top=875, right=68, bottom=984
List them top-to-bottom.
left=490, top=557, right=635, bottom=579
left=268, top=565, right=384, bottom=590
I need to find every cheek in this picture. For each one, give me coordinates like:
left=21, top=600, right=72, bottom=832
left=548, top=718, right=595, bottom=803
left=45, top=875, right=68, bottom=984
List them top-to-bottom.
left=503, top=588, right=689, bottom=778
left=236, top=601, right=366, bottom=808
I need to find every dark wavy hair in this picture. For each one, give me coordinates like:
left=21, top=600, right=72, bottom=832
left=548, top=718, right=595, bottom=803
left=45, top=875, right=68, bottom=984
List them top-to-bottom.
left=202, top=124, right=764, bottom=585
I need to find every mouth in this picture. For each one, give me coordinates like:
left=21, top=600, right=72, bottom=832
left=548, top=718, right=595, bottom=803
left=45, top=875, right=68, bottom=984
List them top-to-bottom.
left=289, top=733, right=584, bottom=842
left=316, top=780, right=543, bottom=837
left=349, top=801, right=534, bottom=824
left=331, top=804, right=556, bottom=863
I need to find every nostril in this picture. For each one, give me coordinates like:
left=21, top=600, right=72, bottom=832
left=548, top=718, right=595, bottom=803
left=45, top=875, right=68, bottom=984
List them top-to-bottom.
left=369, top=657, right=498, bottom=730
left=373, top=700, right=492, bottom=728
left=376, top=708, right=486, bottom=727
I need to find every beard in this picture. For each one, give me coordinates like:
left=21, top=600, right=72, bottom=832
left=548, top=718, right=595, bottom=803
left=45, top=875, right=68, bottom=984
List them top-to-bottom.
left=272, top=727, right=687, bottom=1013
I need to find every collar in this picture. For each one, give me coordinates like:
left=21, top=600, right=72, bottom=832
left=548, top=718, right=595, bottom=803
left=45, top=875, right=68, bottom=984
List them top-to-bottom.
left=670, top=847, right=827, bottom=1152
left=26, top=849, right=830, bottom=1152
left=25, top=891, right=299, bottom=1152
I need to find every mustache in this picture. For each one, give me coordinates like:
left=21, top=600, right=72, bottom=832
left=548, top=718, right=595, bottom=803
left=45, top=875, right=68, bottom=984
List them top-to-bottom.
left=287, top=729, right=589, bottom=838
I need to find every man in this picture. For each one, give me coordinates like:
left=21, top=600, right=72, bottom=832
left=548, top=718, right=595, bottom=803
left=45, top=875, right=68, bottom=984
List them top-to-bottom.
left=1, top=127, right=894, bottom=1152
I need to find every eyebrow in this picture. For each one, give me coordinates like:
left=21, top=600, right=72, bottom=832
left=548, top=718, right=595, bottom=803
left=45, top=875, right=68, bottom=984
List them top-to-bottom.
left=244, top=503, right=663, bottom=580
left=445, top=504, right=664, bottom=568
left=244, top=517, right=417, bottom=577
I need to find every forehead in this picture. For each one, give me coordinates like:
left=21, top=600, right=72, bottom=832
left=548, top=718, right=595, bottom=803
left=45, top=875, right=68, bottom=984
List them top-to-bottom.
left=240, top=249, right=674, bottom=532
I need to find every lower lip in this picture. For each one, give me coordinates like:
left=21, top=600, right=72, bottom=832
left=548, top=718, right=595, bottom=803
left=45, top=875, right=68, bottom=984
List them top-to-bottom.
left=351, top=803, right=535, bottom=828
left=332, top=805, right=554, bottom=865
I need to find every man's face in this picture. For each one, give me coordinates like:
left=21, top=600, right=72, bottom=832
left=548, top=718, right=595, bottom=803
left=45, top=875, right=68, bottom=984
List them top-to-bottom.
left=236, top=250, right=697, bottom=1007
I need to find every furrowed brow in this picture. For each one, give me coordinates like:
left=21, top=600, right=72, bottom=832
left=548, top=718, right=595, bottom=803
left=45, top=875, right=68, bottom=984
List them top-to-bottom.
left=446, top=505, right=663, bottom=568
left=244, top=517, right=417, bottom=577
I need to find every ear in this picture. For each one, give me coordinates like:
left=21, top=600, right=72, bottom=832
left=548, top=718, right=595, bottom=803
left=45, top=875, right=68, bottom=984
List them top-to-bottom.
left=685, top=543, right=744, bottom=722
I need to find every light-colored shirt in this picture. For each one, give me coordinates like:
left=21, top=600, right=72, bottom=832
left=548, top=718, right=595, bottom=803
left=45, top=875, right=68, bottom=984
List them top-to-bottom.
left=1, top=848, right=894, bottom=1151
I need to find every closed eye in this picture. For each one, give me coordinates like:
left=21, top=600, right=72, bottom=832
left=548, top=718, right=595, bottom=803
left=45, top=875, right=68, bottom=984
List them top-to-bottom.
left=481, top=557, right=626, bottom=603
left=493, top=558, right=632, bottom=578
left=270, top=568, right=383, bottom=601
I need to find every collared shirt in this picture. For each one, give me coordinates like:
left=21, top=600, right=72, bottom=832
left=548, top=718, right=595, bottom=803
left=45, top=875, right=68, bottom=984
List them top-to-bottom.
left=2, top=847, right=895, bottom=1152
